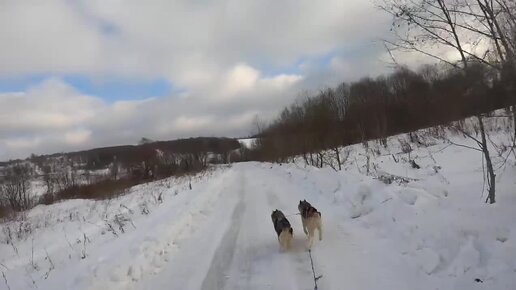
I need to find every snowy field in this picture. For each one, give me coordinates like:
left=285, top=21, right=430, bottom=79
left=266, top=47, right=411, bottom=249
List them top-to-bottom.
left=1, top=130, right=516, bottom=290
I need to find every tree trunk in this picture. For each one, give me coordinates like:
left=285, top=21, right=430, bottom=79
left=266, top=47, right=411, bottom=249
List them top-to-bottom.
left=437, top=0, right=468, bottom=68
left=477, top=0, right=506, bottom=63
left=512, top=105, right=516, bottom=146
left=477, top=115, right=496, bottom=204
left=334, top=147, right=342, bottom=170
left=303, top=152, right=309, bottom=166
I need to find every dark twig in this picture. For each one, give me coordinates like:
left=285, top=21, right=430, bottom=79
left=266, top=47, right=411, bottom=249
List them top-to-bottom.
left=447, top=140, right=483, bottom=152
left=2, top=271, right=10, bottom=290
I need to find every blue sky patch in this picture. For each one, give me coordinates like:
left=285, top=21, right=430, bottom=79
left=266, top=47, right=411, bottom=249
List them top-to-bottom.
left=258, top=50, right=339, bottom=78
left=0, top=75, right=175, bottom=102
left=0, top=75, right=48, bottom=93
left=62, top=76, right=173, bottom=102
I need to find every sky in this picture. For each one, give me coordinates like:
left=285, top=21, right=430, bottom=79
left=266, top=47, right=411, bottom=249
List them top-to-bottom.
left=0, top=0, right=401, bottom=160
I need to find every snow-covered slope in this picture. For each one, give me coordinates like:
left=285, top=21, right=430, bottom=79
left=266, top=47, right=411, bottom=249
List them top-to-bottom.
left=1, top=131, right=516, bottom=290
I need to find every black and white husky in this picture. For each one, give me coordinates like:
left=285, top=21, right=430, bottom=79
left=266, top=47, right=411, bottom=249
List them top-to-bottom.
left=298, top=200, right=323, bottom=248
left=271, top=209, right=293, bottom=251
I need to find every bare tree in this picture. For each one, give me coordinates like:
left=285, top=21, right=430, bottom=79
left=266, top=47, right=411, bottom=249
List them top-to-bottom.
left=381, top=0, right=501, bottom=203
left=457, top=0, right=516, bottom=145
left=110, top=156, right=119, bottom=180
left=0, top=163, right=32, bottom=211
left=42, top=165, right=55, bottom=195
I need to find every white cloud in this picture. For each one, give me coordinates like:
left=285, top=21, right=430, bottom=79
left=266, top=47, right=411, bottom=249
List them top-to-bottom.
left=0, top=0, right=398, bottom=160
left=0, top=0, right=391, bottom=79
left=0, top=0, right=105, bottom=76
left=330, top=57, right=352, bottom=75
left=0, top=64, right=303, bottom=159
left=223, top=64, right=260, bottom=97
left=260, top=74, right=304, bottom=90
left=0, top=78, right=104, bottom=133
left=172, top=116, right=214, bottom=133
left=64, top=129, right=92, bottom=145
left=4, top=137, right=41, bottom=150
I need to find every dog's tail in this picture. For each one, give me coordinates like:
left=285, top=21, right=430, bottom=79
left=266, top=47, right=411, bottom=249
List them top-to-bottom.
left=279, top=228, right=293, bottom=250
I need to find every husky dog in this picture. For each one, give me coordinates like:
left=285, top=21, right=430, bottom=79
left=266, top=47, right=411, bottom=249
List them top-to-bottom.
left=298, top=200, right=323, bottom=248
left=271, top=209, right=294, bottom=251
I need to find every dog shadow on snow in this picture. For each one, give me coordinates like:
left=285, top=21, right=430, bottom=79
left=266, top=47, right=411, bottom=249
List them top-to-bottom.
left=289, top=233, right=316, bottom=252
left=274, top=234, right=315, bottom=254
left=246, top=237, right=311, bottom=270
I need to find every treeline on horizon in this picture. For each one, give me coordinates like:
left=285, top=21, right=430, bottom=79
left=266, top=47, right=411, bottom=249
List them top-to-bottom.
left=252, top=62, right=516, bottom=162
left=0, top=137, right=241, bottom=214
left=1, top=137, right=241, bottom=170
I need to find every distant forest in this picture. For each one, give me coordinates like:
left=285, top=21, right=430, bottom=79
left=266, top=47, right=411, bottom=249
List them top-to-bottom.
left=254, top=63, right=515, bottom=162
left=0, top=137, right=241, bottom=214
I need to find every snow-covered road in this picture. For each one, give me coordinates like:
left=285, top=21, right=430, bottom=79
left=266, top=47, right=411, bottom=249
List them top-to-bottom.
left=118, top=161, right=516, bottom=290
left=123, top=162, right=503, bottom=290
left=39, top=163, right=424, bottom=290
left=136, top=166, right=317, bottom=290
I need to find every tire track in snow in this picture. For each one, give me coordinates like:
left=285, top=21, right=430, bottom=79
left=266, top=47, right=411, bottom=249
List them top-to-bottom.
left=260, top=165, right=419, bottom=290
left=218, top=167, right=312, bottom=290
left=200, top=172, right=246, bottom=290
left=264, top=182, right=321, bottom=290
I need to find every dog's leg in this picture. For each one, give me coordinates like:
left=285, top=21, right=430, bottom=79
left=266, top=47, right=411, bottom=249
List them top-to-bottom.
left=301, top=218, right=308, bottom=235
left=318, top=218, right=323, bottom=241
left=307, top=226, right=315, bottom=249
left=288, top=229, right=294, bottom=249
left=279, top=230, right=291, bottom=251
left=286, top=233, right=293, bottom=250
left=307, top=234, right=314, bottom=250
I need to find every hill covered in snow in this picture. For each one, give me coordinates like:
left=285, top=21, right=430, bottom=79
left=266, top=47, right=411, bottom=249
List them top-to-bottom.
left=1, top=121, right=515, bottom=289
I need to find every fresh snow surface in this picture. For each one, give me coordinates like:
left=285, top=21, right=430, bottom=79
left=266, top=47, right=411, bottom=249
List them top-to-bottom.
left=1, top=132, right=516, bottom=290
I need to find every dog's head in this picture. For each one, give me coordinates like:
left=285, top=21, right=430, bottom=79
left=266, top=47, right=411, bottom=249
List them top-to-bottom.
left=298, top=199, right=310, bottom=212
left=271, top=209, right=285, bottom=223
